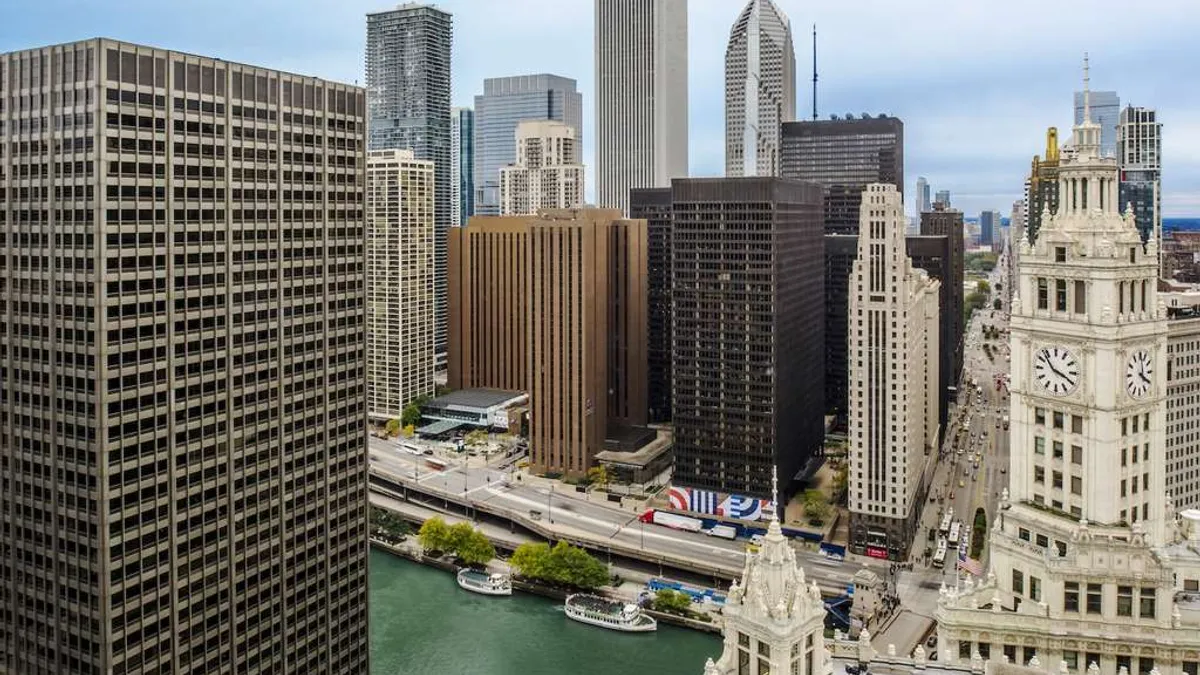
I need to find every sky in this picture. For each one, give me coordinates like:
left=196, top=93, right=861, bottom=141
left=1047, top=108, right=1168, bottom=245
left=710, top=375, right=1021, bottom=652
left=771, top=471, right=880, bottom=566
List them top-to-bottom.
left=5, top=0, right=1200, bottom=218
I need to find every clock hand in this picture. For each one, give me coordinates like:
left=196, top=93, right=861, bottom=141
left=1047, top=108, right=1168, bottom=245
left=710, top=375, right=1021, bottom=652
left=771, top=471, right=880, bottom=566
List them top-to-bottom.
left=1140, top=372, right=1150, bottom=385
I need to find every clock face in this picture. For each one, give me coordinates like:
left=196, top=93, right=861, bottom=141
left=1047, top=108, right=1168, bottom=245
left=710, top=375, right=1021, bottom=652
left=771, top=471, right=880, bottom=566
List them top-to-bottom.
left=1034, top=346, right=1079, bottom=396
left=1126, top=349, right=1153, bottom=399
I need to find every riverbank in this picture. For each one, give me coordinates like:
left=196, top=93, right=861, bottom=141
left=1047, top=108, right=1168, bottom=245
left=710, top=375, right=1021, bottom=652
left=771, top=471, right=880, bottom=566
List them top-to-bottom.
left=369, top=539, right=722, bottom=634
left=368, top=548, right=720, bottom=675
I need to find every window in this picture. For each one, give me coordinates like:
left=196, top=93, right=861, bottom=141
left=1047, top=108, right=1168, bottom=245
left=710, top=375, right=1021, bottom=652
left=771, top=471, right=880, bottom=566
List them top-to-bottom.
left=1056, top=247, right=1067, bottom=263
left=1130, top=247, right=1136, bottom=263
left=1038, top=278, right=1048, bottom=309
left=1056, top=279, right=1068, bottom=311
left=1074, top=279, right=1086, bottom=314
left=1035, top=408, right=1046, bottom=425
left=1053, top=412, right=1064, bottom=429
left=1072, top=415, right=1083, bottom=434
left=1132, top=416, right=1139, bottom=433
left=1122, top=417, right=1128, bottom=436
left=1035, top=437, right=1045, bottom=455
left=1053, top=441, right=1064, bottom=459
left=1071, top=445, right=1083, bottom=464
left=1122, top=448, right=1128, bottom=466
left=1034, top=467, right=1045, bottom=484
left=1053, top=471, right=1064, bottom=489
left=1071, top=476, right=1082, bottom=495
left=1121, top=479, right=1127, bottom=497
left=1019, top=528, right=1031, bottom=542
left=1036, top=534, right=1049, bottom=548
left=1055, top=541, right=1068, bottom=557
left=1012, top=569, right=1025, bottom=594
left=1030, top=576, right=1042, bottom=601
left=1064, top=582, right=1080, bottom=612
left=1086, top=583, right=1102, bottom=614
left=1117, top=586, right=1132, bottom=617
left=1139, top=588, right=1156, bottom=618
left=960, top=641, right=972, bottom=660
left=759, top=642, right=770, bottom=658
left=978, top=644, right=991, bottom=660
left=1004, top=645, right=1018, bottom=665
left=1064, top=651, right=1079, bottom=671
left=1086, top=655, right=1102, bottom=673
left=1118, top=656, right=1132, bottom=675
left=1139, top=658, right=1155, bottom=675
left=1183, top=662, right=1197, bottom=675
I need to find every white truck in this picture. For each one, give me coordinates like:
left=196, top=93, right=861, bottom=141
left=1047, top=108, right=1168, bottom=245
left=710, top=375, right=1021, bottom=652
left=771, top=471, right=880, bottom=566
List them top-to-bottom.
left=644, top=510, right=703, bottom=533
left=703, top=524, right=738, bottom=540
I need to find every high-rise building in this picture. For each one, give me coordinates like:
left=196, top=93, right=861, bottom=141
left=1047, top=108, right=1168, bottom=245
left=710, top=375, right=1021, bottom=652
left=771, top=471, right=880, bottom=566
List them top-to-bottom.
left=595, top=0, right=688, bottom=214
left=724, top=0, right=796, bottom=177
left=366, top=3, right=452, bottom=360
left=0, top=39, right=369, bottom=674
left=936, top=67, right=1200, bottom=674
left=472, top=74, right=582, bottom=216
left=1073, top=88, right=1120, bottom=158
left=1117, top=105, right=1162, bottom=248
left=451, top=106, right=475, bottom=226
left=779, top=116, right=903, bottom=420
left=780, top=116, right=904, bottom=235
left=499, top=120, right=585, bottom=215
left=1026, top=127, right=1061, bottom=242
left=367, top=149, right=436, bottom=420
left=916, top=176, right=931, bottom=215
left=669, top=178, right=825, bottom=499
left=847, top=185, right=941, bottom=560
left=630, top=187, right=675, bottom=423
left=935, top=189, right=951, bottom=207
left=1011, top=199, right=1026, bottom=246
left=921, top=203, right=966, bottom=395
left=447, top=209, right=648, bottom=477
left=980, top=209, right=1000, bottom=247
left=1166, top=316, right=1200, bottom=511
left=700, top=502, right=828, bottom=675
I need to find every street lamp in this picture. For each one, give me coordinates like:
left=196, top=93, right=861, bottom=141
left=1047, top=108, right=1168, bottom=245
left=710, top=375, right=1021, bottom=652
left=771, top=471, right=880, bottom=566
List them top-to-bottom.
left=547, top=484, right=554, bottom=524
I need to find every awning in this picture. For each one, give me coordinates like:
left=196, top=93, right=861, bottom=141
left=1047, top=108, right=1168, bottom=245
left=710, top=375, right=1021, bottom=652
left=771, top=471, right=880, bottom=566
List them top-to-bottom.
left=415, top=419, right=467, bottom=436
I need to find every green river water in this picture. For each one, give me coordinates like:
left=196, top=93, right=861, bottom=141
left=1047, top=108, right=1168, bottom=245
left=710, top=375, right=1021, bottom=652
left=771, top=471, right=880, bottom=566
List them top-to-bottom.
left=369, top=550, right=721, bottom=675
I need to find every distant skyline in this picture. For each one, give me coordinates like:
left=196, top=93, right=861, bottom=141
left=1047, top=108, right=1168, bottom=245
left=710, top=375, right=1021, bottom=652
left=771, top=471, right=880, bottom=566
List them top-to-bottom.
left=6, top=0, right=1199, bottom=216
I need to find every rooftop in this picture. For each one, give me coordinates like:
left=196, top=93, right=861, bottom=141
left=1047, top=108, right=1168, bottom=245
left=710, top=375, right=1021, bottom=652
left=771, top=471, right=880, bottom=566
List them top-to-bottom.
left=425, top=388, right=526, bottom=411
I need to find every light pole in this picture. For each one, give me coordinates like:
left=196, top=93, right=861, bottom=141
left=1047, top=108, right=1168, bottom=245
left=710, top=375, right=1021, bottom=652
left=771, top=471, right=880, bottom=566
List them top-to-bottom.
left=547, top=484, right=554, bottom=524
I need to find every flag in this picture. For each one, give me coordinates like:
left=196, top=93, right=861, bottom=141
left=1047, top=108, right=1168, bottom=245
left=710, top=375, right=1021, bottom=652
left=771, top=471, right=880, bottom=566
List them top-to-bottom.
left=957, top=552, right=983, bottom=576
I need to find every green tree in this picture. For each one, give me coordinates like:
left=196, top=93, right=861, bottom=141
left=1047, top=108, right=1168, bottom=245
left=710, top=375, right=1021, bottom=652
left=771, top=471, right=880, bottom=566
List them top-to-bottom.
left=976, top=280, right=991, bottom=294
left=993, top=298, right=1003, bottom=311
left=401, top=403, right=423, bottom=428
left=383, top=418, right=401, bottom=437
left=464, top=429, right=488, bottom=447
left=831, top=463, right=850, bottom=504
left=586, top=465, right=609, bottom=488
left=803, top=489, right=831, bottom=525
left=970, top=507, right=989, bottom=559
left=417, top=517, right=452, bottom=553
left=445, top=522, right=476, bottom=552
left=454, top=528, right=496, bottom=567
left=549, top=541, right=609, bottom=589
left=510, top=542, right=551, bottom=579
left=653, top=589, right=693, bottom=615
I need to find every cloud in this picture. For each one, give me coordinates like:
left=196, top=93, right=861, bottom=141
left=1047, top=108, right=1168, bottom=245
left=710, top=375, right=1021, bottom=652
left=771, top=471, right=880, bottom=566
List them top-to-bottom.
left=3, top=0, right=1199, bottom=216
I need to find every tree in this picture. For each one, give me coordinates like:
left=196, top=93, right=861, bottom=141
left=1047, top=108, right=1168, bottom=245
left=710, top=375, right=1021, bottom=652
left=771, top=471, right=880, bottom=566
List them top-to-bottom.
left=976, top=280, right=991, bottom=294
left=993, top=298, right=1003, bottom=311
left=401, top=403, right=423, bottom=428
left=383, top=418, right=401, bottom=437
left=402, top=424, right=415, bottom=437
left=464, top=429, right=488, bottom=447
left=831, top=464, right=850, bottom=504
left=586, top=465, right=609, bottom=488
left=803, top=489, right=831, bottom=526
left=417, top=517, right=452, bottom=554
left=445, top=522, right=476, bottom=552
left=454, top=528, right=496, bottom=567
left=550, top=541, right=610, bottom=589
left=510, top=542, right=551, bottom=579
left=653, top=589, right=693, bottom=615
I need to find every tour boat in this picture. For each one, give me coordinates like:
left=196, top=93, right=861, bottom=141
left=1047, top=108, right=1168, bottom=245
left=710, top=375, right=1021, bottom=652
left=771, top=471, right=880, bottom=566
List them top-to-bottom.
left=456, top=568, right=513, bottom=596
left=564, top=594, right=657, bottom=632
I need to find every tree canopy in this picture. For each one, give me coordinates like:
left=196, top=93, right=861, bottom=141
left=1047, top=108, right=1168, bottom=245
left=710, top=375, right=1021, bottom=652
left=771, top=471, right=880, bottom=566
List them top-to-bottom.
left=417, top=517, right=496, bottom=566
left=418, top=517, right=452, bottom=553
left=509, top=541, right=609, bottom=590
left=653, top=589, right=693, bottom=615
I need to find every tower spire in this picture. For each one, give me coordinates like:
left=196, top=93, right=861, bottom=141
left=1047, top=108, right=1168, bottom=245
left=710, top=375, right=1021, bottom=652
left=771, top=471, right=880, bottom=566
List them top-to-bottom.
left=811, top=24, right=818, bottom=121
left=1082, top=52, right=1091, bottom=124
left=771, top=464, right=780, bottom=522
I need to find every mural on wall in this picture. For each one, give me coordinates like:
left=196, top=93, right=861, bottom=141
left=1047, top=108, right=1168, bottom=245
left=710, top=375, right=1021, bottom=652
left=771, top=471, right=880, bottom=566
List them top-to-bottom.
left=666, top=487, right=774, bottom=522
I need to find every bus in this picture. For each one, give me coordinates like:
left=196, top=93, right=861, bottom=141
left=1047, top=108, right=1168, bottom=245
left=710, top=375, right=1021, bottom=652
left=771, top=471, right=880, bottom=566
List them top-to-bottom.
left=400, top=443, right=423, bottom=456
left=424, top=457, right=447, bottom=472
left=939, top=511, right=953, bottom=536
left=948, top=520, right=962, bottom=546
left=932, top=539, right=948, bottom=569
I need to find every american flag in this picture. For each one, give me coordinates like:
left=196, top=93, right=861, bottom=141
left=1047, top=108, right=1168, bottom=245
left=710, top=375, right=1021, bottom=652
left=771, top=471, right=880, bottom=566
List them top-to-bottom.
left=957, top=552, right=983, bottom=576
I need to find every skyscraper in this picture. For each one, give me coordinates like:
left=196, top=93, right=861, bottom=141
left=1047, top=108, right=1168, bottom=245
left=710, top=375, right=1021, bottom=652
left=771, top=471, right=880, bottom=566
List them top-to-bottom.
left=595, top=0, right=688, bottom=214
left=724, top=0, right=796, bottom=177
left=366, top=3, right=452, bottom=359
left=0, top=38, right=369, bottom=673
left=472, top=74, right=581, bottom=216
left=1073, top=88, right=1120, bottom=158
left=1117, top=105, right=1162, bottom=247
left=451, top=106, right=475, bottom=226
left=499, top=120, right=585, bottom=215
left=1026, top=127, right=1061, bottom=242
left=367, top=149, right=436, bottom=420
left=916, top=176, right=931, bottom=215
left=669, top=178, right=825, bottom=499
left=848, top=184, right=941, bottom=560
left=630, top=188, right=675, bottom=424
left=934, top=189, right=951, bottom=207
left=921, top=203, right=966, bottom=396
left=979, top=209, right=1000, bottom=247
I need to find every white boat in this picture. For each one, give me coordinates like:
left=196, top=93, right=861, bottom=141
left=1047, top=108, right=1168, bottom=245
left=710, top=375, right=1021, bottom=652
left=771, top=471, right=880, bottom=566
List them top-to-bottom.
left=456, top=568, right=512, bottom=596
left=564, top=594, right=657, bottom=632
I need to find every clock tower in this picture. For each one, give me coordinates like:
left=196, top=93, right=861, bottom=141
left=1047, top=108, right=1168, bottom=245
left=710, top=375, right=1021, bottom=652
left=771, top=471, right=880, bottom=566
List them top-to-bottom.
left=936, top=58, right=1200, bottom=675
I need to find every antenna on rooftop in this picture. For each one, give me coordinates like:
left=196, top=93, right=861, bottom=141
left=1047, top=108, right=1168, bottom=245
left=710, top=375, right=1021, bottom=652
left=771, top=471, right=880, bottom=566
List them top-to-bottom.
left=811, top=24, right=819, bottom=121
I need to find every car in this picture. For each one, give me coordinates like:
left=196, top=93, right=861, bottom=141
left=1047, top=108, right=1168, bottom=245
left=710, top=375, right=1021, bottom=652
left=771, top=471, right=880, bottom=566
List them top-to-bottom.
left=422, top=449, right=433, bottom=456
left=1001, top=468, right=1007, bottom=474
left=959, top=480, right=965, bottom=488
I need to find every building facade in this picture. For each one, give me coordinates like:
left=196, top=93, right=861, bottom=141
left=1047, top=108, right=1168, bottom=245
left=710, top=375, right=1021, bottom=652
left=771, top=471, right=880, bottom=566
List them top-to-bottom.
left=595, top=0, right=688, bottom=214
left=724, top=0, right=795, bottom=177
left=366, top=3, right=452, bottom=360
left=0, top=39, right=369, bottom=673
left=472, top=74, right=581, bottom=216
left=937, top=75, right=1200, bottom=675
left=1073, top=89, right=1120, bottom=158
left=1117, top=105, right=1162, bottom=248
left=451, top=106, right=475, bottom=226
left=499, top=120, right=585, bottom=215
left=1026, top=127, right=1061, bottom=242
left=367, top=149, right=436, bottom=421
left=917, top=176, right=931, bottom=215
left=670, top=178, right=825, bottom=499
left=848, top=184, right=941, bottom=560
left=630, top=187, right=675, bottom=423
left=936, top=189, right=951, bottom=207
left=921, top=203, right=966, bottom=397
left=447, top=209, right=648, bottom=477
left=980, top=209, right=1000, bottom=248
left=907, top=234, right=957, bottom=431
left=1166, top=317, right=1200, bottom=511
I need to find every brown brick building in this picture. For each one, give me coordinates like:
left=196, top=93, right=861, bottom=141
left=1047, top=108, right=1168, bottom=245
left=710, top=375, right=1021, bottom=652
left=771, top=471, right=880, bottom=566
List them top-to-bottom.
left=448, top=208, right=647, bottom=477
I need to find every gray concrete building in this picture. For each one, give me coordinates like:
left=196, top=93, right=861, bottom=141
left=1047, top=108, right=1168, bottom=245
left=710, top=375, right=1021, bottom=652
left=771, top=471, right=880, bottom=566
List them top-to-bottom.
left=595, top=0, right=688, bottom=214
left=725, top=0, right=796, bottom=177
left=366, top=2, right=452, bottom=359
left=0, top=39, right=369, bottom=673
left=472, top=74, right=581, bottom=216
left=1073, top=89, right=1120, bottom=158
left=1117, top=105, right=1162, bottom=248
left=451, top=106, right=475, bottom=226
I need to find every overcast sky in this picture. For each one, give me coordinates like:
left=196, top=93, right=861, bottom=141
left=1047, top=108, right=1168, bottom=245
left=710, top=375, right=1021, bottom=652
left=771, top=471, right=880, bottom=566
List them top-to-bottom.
left=6, top=0, right=1199, bottom=217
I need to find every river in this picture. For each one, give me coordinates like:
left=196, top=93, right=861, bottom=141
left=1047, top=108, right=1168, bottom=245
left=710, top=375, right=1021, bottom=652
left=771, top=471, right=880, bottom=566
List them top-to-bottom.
left=369, top=549, right=721, bottom=675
